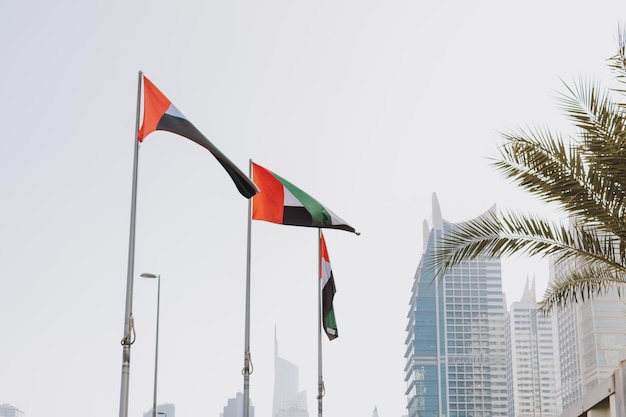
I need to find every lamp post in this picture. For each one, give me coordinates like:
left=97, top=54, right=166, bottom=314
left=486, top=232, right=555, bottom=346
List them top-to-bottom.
left=141, top=273, right=161, bottom=417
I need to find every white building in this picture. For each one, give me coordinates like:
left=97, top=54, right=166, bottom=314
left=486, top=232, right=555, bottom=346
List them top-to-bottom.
left=551, top=250, right=626, bottom=412
left=505, top=278, right=558, bottom=417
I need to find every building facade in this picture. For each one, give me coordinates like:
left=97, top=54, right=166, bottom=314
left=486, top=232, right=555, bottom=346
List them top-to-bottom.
left=405, top=194, right=508, bottom=417
left=551, top=254, right=626, bottom=413
left=505, top=278, right=557, bottom=417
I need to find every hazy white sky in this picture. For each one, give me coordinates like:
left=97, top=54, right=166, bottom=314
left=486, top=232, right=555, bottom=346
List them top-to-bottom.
left=1, top=2, right=624, bottom=417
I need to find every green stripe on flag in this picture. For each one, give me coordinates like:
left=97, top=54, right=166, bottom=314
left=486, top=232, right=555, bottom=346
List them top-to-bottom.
left=274, top=173, right=333, bottom=227
left=325, top=306, right=338, bottom=339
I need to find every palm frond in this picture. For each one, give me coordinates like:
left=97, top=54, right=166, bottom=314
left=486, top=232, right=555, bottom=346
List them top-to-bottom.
left=608, top=24, right=626, bottom=86
left=556, top=75, right=626, bottom=219
left=557, top=78, right=626, bottom=147
left=557, top=78, right=626, bottom=203
left=494, top=130, right=581, bottom=202
left=493, top=132, right=626, bottom=242
left=493, top=133, right=589, bottom=215
left=427, top=210, right=625, bottom=281
left=538, top=263, right=626, bottom=312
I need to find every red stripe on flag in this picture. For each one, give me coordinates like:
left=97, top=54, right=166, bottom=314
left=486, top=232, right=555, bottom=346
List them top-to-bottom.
left=138, top=76, right=172, bottom=142
left=251, top=162, right=285, bottom=224
left=320, top=231, right=330, bottom=277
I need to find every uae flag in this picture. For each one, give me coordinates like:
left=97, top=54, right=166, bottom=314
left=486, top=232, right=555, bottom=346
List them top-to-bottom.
left=137, top=75, right=259, bottom=199
left=251, top=162, right=358, bottom=234
left=320, top=231, right=338, bottom=340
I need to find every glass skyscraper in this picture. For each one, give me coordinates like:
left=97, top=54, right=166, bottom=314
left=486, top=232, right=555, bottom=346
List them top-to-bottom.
left=405, top=194, right=508, bottom=417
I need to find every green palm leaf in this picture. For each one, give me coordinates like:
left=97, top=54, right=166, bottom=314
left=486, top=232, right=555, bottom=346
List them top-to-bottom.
left=539, top=263, right=626, bottom=310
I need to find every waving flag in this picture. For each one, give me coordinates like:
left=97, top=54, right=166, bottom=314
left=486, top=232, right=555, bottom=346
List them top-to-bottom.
left=138, top=75, right=258, bottom=199
left=251, top=162, right=358, bottom=234
left=320, top=231, right=338, bottom=340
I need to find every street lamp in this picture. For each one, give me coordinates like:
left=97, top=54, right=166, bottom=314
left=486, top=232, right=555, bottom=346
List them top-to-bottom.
left=141, top=272, right=161, bottom=417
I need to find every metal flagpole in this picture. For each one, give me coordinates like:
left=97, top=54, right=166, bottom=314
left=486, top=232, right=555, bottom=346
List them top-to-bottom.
left=119, top=70, right=143, bottom=417
left=242, top=159, right=254, bottom=417
left=317, top=228, right=324, bottom=417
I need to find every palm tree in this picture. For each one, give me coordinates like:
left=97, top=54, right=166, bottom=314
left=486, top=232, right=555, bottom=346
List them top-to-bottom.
left=430, top=28, right=626, bottom=311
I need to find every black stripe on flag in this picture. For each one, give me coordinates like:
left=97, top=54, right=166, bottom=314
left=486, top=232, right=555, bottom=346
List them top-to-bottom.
left=157, top=114, right=258, bottom=198
left=283, top=206, right=313, bottom=227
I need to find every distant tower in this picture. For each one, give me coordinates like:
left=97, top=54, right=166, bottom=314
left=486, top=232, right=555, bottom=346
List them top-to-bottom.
left=404, top=193, right=509, bottom=417
left=505, top=277, right=558, bottom=416
left=273, top=327, right=309, bottom=417
left=220, top=392, right=255, bottom=417
left=0, top=404, right=24, bottom=417
left=372, top=406, right=379, bottom=417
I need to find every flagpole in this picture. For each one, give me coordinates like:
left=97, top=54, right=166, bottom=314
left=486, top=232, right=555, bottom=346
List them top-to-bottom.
left=119, top=70, right=143, bottom=417
left=242, top=159, right=254, bottom=417
left=317, top=228, right=324, bottom=417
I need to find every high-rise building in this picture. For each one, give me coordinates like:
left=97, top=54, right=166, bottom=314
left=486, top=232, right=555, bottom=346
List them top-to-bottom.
left=404, top=193, right=508, bottom=417
left=551, top=251, right=626, bottom=412
left=505, top=278, right=557, bottom=417
left=273, top=328, right=309, bottom=417
left=220, top=392, right=255, bottom=417
left=0, top=404, right=24, bottom=417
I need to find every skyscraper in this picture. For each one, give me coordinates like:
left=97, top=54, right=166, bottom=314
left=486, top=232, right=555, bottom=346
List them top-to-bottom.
left=404, top=193, right=508, bottom=417
left=551, top=250, right=626, bottom=412
left=505, top=278, right=557, bottom=417
left=273, top=327, right=309, bottom=417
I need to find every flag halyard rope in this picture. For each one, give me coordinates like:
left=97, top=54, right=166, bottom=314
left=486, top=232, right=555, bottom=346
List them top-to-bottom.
left=120, top=315, right=136, bottom=346
left=241, top=351, right=254, bottom=375
left=316, top=379, right=325, bottom=400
